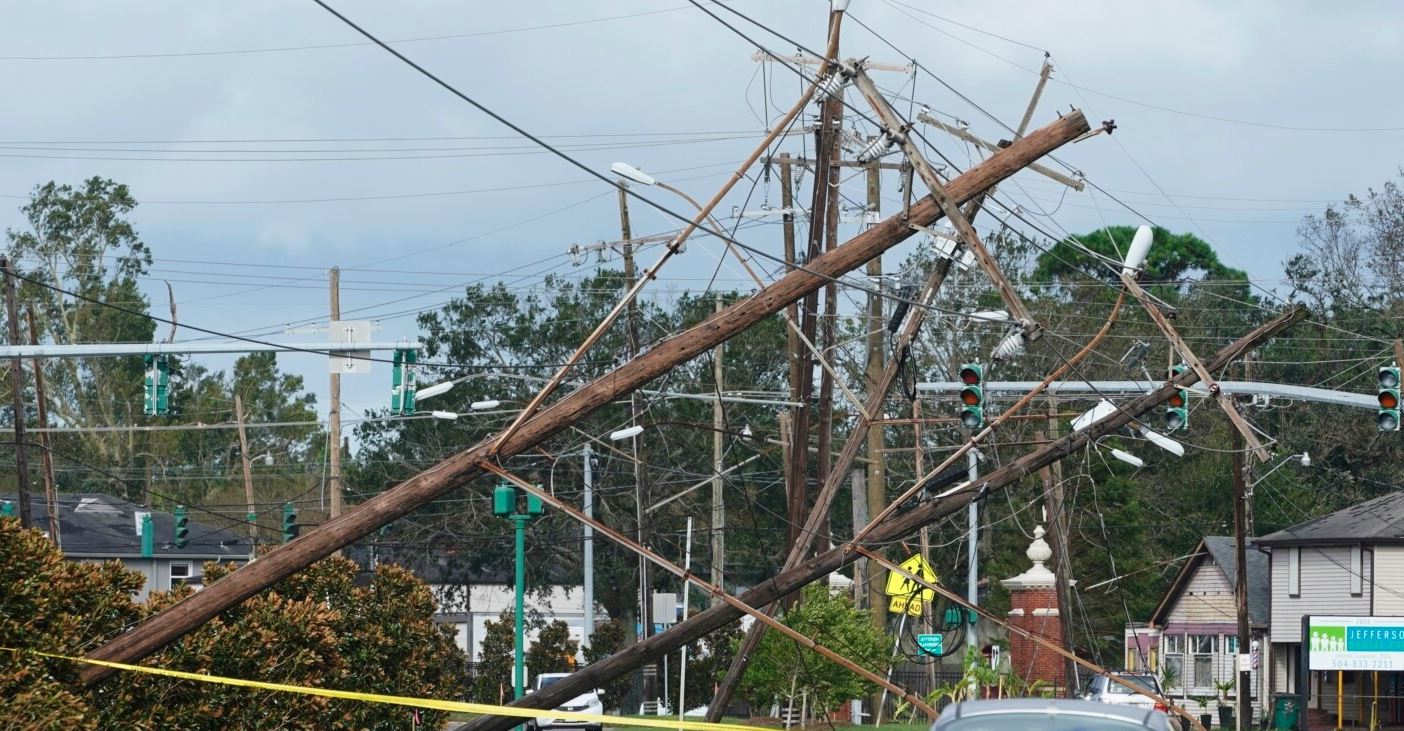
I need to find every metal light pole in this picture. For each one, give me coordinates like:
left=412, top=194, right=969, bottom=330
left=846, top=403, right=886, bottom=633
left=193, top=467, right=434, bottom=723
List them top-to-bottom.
left=583, top=444, right=595, bottom=643
left=494, top=482, right=544, bottom=704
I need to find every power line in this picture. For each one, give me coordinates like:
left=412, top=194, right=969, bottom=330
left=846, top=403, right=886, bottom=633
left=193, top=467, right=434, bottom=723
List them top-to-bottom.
left=879, top=0, right=1404, bottom=133
left=0, top=5, right=698, bottom=61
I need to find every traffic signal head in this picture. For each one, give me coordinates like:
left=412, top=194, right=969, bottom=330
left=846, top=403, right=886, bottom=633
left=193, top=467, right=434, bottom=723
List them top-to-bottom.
left=958, top=363, right=984, bottom=428
left=1165, top=364, right=1189, bottom=432
left=1379, top=366, right=1401, bottom=432
left=493, top=484, right=516, bottom=517
left=281, top=503, right=299, bottom=542
left=174, top=505, right=189, bottom=549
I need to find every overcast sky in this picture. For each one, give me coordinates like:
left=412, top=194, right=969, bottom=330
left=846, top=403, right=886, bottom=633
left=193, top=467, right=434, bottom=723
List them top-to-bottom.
left=2, top=0, right=1401, bottom=429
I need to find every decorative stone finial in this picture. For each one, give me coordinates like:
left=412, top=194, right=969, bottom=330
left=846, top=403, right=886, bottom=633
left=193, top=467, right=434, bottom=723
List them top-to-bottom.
left=1002, top=524, right=1057, bottom=589
left=1027, top=525, right=1052, bottom=566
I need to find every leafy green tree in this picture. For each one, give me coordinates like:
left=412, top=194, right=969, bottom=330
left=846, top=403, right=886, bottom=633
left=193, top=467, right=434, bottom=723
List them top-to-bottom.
left=5, top=178, right=154, bottom=470
left=1032, top=225, right=1247, bottom=291
left=0, top=517, right=465, bottom=730
left=0, top=517, right=144, bottom=731
left=739, top=584, right=889, bottom=715
left=473, top=610, right=518, bottom=704
left=528, top=619, right=579, bottom=680
left=583, top=620, right=631, bottom=712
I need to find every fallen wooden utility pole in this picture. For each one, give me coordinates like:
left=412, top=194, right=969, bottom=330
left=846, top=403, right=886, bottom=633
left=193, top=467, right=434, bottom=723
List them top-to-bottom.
left=78, top=110, right=1090, bottom=685
left=454, top=305, right=1305, bottom=731
left=478, top=464, right=938, bottom=717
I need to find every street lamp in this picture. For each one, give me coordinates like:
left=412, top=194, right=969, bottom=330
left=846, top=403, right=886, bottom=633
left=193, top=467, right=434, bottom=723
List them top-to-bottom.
left=611, top=162, right=730, bottom=236
left=493, top=482, right=545, bottom=704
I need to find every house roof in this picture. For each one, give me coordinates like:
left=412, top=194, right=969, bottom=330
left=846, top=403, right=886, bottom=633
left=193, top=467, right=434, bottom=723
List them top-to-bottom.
left=1255, top=490, right=1404, bottom=547
left=3, top=492, right=253, bottom=559
left=1149, top=536, right=1269, bottom=628
left=344, top=543, right=579, bottom=586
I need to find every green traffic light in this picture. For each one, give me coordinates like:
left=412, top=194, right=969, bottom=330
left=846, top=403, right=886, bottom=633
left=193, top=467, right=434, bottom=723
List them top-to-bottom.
left=174, top=505, right=189, bottom=549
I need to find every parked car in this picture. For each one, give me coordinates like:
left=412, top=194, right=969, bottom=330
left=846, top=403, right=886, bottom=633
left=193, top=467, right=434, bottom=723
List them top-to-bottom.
left=1082, top=672, right=1166, bottom=712
left=526, top=673, right=604, bottom=731
left=932, top=698, right=1173, bottom=731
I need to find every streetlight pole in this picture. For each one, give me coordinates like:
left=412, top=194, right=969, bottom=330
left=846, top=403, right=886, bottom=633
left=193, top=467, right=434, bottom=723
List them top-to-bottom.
left=583, top=444, right=595, bottom=643
left=514, top=510, right=528, bottom=701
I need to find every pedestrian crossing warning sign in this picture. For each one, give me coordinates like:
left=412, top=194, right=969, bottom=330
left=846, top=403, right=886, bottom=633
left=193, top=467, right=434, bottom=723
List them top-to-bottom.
left=884, top=554, right=938, bottom=609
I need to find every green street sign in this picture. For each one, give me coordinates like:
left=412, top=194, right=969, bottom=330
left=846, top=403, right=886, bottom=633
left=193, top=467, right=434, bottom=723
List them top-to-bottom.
left=917, top=633, right=943, bottom=656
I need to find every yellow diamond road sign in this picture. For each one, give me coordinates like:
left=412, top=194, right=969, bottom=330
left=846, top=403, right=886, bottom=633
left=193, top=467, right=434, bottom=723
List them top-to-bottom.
left=884, top=554, right=937, bottom=601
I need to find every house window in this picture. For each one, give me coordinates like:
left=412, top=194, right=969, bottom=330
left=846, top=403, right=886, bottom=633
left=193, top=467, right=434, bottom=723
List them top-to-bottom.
left=1350, top=546, right=1363, bottom=596
left=1288, top=548, right=1300, bottom=597
left=170, top=562, right=192, bottom=586
left=1163, top=634, right=1185, bottom=689
left=1191, top=634, right=1216, bottom=688
left=1225, top=635, right=1239, bottom=654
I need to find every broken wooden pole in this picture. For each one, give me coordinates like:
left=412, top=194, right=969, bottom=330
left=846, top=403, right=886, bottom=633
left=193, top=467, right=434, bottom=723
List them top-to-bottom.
left=78, top=110, right=1091, bottom=685
left=453, top=304, right=1304, bottom=731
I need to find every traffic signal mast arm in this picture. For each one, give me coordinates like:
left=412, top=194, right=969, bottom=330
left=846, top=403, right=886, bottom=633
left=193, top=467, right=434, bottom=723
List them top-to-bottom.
left=849, top=64, right=1038, bottom=341
left=1118, top=273, right=1271, bottom=462
left=852, top=289, right=1126, bottom=548
left=454, top=305, right=1305, bottom=731
left=480, top=463, right=939, bottom=718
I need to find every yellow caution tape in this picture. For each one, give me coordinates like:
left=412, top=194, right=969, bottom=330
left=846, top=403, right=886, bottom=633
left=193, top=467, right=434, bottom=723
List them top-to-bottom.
left=13, top=649, right=770, bottom=731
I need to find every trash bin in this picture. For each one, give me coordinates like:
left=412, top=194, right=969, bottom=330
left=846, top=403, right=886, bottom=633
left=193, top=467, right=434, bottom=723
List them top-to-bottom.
left=1273, top=693, right=1301, bottom=731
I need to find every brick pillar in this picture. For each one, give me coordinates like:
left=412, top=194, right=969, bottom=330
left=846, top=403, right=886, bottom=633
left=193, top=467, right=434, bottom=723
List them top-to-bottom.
left=1001, top=525, right=1067, bottom=694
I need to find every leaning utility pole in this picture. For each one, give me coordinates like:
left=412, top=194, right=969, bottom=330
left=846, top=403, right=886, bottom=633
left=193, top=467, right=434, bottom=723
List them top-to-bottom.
left=786, top=83, right=841, bottom=554
left=814, top=92, right=844, bottom=549
left=80, top=110, right=1092, bottom=686
left=779, top=154, right=802, bottom=531
left=863, top=156, right=887, bottom=632
left=2, top=258, right=32, bottom=529
left=328, top=267, right=343, bottom=521
left=711, top=294, right=725, bottom=604
left=26, top=308, right=58, bottom=544
left=235, top=394, right=258, bottom=543
left=1042, top=397, right=1078, bottom=695
left=1231, top=418, right=1252, bottom=730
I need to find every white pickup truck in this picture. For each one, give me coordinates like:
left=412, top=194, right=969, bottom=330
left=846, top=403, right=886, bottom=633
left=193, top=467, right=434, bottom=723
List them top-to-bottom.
left=527, top=673, right=604, bottom=731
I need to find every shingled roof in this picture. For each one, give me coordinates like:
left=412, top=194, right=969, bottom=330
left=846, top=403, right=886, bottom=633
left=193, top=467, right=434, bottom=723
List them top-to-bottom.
left=1255, top=490, right=1404, bottom=547
left=3, top=492, right=253, bottom=559
left=1150, top=536, right=1270, bottom=628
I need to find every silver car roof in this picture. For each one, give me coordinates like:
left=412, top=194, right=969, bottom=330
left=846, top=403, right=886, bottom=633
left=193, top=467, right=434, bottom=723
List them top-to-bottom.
left=937, top=698, right=1165, bottom=727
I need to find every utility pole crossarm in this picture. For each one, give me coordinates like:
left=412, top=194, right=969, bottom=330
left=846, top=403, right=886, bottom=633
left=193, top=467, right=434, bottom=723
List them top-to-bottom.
left=850, top=66, right=1040, bottom=341
left=915, top=111, right=1085, bottom=191
left=1120, top=273, right=1271, bottom=462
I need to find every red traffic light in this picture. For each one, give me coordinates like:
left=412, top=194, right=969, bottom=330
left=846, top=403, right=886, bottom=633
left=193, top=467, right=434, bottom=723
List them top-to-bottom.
left=959, top=367, right=980, bottom=385
left=960, top=388, right=981, bottom=406
left=1382, top=391, right=1399, bottom=410
left=1167, top=392, right=1186, bottom=408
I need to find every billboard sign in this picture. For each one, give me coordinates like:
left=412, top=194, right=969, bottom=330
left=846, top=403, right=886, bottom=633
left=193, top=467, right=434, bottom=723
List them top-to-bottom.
left=1306, top=615, right=1404, bottom=671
